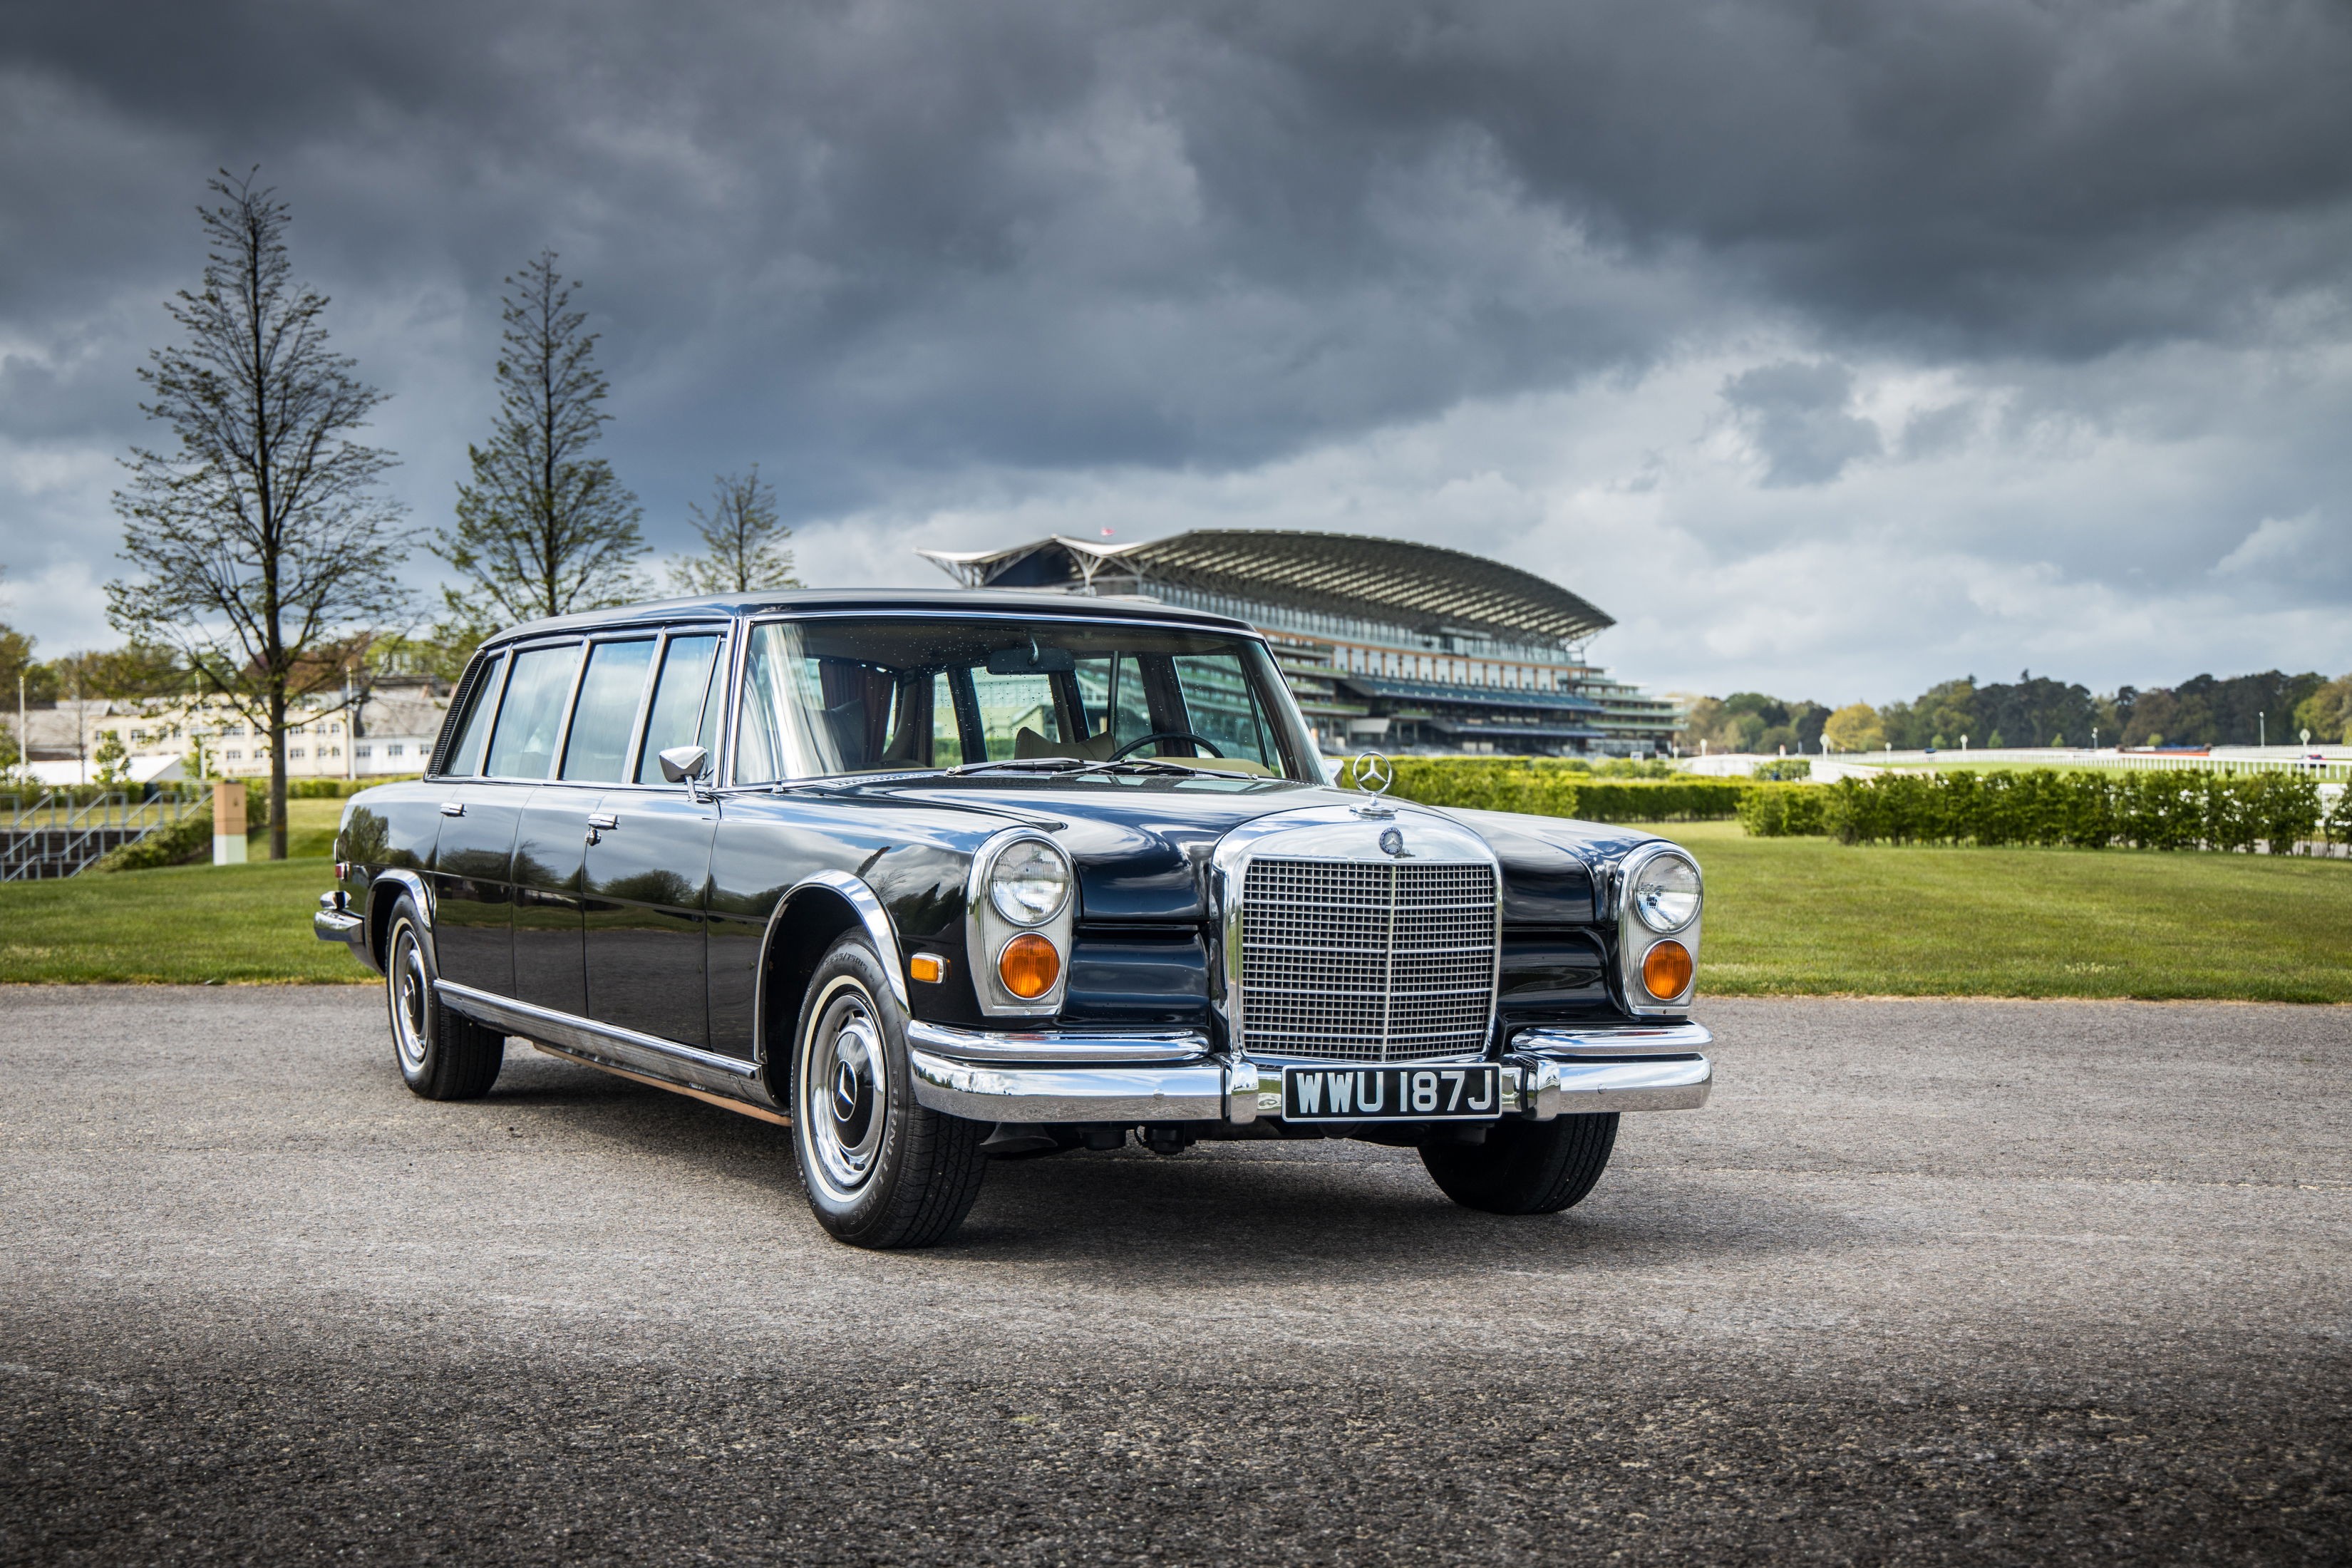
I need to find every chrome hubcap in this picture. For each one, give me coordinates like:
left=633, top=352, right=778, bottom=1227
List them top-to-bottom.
left=389, top=927, right=430, bottom=1074
left=803, top=984, right=886, bottom=1197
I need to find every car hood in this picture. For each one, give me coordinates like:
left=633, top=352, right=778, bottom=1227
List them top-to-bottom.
left=843, top=773, right=1649, bottom=924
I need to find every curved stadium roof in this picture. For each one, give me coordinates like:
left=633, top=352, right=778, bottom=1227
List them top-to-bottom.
left=919, top=530, right=1615, bottom=649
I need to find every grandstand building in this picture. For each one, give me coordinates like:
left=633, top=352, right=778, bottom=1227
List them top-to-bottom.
left=917, top=530, right=1679, bottom=758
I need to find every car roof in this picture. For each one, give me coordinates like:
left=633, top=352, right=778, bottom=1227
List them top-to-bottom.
left=480, top=588, right=1259, bottom=648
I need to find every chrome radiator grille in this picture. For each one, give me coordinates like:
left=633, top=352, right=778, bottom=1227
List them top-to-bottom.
left=1237, top=857, right=1498, bottom=1063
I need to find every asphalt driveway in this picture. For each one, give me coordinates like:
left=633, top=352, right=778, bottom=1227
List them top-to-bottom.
left=1, top=987, right=2345, bottom=1564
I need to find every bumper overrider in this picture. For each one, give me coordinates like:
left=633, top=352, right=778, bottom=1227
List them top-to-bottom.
left=314, top=891, right=363, bottom=946
left=905, top=1018, right=1713, bottom=1125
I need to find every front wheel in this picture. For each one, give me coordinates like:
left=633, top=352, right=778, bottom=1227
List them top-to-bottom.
left=383, top=894, right=505, bottom=1100
left=790, top=933, right=988, bottom=1249
left=1420, top=1113, right=1619, bottom=1214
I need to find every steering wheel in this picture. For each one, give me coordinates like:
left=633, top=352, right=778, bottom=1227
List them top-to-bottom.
left=1108, top=731, right=1225, bottom=761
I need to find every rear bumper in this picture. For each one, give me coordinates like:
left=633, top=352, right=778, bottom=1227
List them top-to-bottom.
left=314, top=892, right=363, bottom=946
left=904, top=1018, right=1712, bottom=1125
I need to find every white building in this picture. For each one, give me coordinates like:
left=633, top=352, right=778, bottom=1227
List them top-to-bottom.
left=16, top=681, right=448, bottom=785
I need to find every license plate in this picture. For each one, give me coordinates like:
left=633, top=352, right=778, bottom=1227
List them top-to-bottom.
left=1281, top=1064, right=1502, bottom=1122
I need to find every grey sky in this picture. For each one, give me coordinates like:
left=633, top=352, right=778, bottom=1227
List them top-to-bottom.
left=3, top=0, right=2348, bottom=703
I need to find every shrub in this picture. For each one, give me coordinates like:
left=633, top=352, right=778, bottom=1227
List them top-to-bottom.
left=1338, top=757, right=1748, bottom=822
left=1750, top=758, right=1811, bottom=782
left=1824, top=768, right=2324, bottom=853
left=286, top=775, right=419, bottom=798
left=1737, top=783, right=1829, bottom=837
left=88, top=803, right=214, bottom=873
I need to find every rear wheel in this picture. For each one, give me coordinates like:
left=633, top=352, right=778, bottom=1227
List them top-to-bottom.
left=384, top=895, right=505, bottom=1100
left=790, top=933, right=988, bottom=1249
left=1420, top=1113, right=1618, bottom=1214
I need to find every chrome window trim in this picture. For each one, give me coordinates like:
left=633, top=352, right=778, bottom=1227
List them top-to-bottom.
left=721, top=609, right=1317, bottom=786
left=557, top=632, right=662, bottom=784
left=475, top=637, right=588, bottom=783
left=428, top=649, right=510, bottom=780
left=1208, top=803, right=1502, bottom=1063
left=964, top=827, right=1076, bottom=1018
left=1614, top=840, right=1703, bottom=1017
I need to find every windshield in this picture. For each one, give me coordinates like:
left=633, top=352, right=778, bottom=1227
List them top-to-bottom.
left=733, top=615, right=1318, bottom=783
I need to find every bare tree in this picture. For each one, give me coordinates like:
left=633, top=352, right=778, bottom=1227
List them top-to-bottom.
left=108, top=170, right=410, bottom=859
left=435, top=252, right=646, bottom=625
left=667, top=465, right=800, bottom=594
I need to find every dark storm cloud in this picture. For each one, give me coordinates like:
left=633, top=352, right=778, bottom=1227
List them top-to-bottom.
left=3, top=0, right=2350, bottom=691
left=9, top=0, right=2349, bottom=478
left=1721, top=361, right=1880, bottom=486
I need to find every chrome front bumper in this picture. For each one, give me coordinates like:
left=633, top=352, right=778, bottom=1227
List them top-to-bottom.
left=905, top=1018, right=1713, bottom=1125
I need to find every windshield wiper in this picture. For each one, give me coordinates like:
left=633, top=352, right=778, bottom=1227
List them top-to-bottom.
left=942, top=758, right=1092, bottom=778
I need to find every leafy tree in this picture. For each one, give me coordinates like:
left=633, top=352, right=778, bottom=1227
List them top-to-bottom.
left=106, top=170, right=410, bottom=858
left=436, top=252, right=646, bottom=626
left=668, top=465, right=800, bottom=594
left=0, top=624, right=37, bottom=704
left=44, top=640, right=187, bottom=701
left=2292, top=674, right=2352, bottom=744
left=1822, top=702, right=1884, bottom=752
left=91, top=727, right=130, bottom=787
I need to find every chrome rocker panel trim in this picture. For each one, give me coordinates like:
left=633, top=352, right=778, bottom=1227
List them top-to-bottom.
left=435, top=979, right=777, bottom=1105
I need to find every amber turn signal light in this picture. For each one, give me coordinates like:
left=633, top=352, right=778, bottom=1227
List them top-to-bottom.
left=998, top=933, right=1060, bottom=1000
left=1641, top=939, right=1693, bottom=1000
left=909, top=952, right=948, bottom=984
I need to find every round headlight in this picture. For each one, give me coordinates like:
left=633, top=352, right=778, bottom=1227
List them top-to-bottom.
left=989, top=838, right=1071, bottom=925
left=1630, top=854, right=1701, bottom=932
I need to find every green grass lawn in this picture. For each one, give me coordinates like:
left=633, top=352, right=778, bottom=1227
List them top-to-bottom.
left=4, top=812, right=2348, bottom=998
left=1648, top=820, right=2352, bottom=1002
left=0, top=857, right=368, bottom=984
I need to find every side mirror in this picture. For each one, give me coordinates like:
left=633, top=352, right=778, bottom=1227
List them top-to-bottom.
left=658, top=745, right=711, bottom=785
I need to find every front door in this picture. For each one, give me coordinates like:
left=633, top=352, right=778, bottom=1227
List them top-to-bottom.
left=584, top=790, right=718, bottom=1045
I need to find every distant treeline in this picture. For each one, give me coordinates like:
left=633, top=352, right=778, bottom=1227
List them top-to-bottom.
left=1683, top=670, right=2351, bottom=753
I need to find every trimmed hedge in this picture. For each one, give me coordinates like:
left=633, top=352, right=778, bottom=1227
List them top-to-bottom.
left=1337, top=758, right=1748, bottom=822
left=1814, top=768, right=2329, bottom=852
left=284, top=775, right=421, bottom=798
left=1737, top=783, right=1828, bottom=837
left=88, top=803, right=214, bottom=872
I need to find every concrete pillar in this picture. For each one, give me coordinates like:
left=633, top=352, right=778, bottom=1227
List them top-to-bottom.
left=212, top=780, right=247, bottom=865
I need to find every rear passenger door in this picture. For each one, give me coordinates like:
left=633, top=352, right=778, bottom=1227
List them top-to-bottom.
left=582, top=629, right=726, bottom=1046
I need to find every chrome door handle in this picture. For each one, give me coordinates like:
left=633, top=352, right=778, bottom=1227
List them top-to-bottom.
left=440, top=802, right=465, bottom=817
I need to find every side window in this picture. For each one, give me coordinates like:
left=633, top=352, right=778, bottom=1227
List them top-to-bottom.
left=635, top=634, right=722, bottom=784
left=560, top=639, right=656, bottom=782
left=484, top=643, right=581, bottom=780
left=1170, top=652, right=1279, bottom=771
left=437, top=653, right=505, bottom=777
